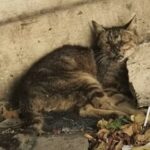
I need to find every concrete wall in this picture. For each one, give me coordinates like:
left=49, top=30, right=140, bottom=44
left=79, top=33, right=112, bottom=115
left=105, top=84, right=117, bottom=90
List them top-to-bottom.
left=0, top=0, right=150, bottom=101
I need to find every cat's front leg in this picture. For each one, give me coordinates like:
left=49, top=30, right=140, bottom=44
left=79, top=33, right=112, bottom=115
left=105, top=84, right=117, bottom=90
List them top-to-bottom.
left=79, top=104, right=127, bottom=118
left=32, top=114, right=45, bottom=135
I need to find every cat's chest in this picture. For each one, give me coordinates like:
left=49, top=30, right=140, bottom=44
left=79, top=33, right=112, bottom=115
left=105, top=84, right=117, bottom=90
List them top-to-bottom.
left=97, top=61, right=123, bottom=85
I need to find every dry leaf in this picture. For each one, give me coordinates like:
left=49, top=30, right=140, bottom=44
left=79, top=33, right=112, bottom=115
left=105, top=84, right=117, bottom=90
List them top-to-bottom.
left=134, top=113, right=146, bottom=125
left=86, top=117, right=150, bottom=150
left=97, top=119, right=108, bottom=129
left=132, top=123, right=142, bottom=134
left=122, top=124, right=134, bottom=136
left=97, top=128, right=109, bottom=141
left=144, top=129, right=150, bottom=141
left=135, top=134, right=145, bottom=145
left=115, top=140, right=123, bottom=150
left=94, top=141, right=107, bottom=150
left=132, top=144, right=150, bottom=150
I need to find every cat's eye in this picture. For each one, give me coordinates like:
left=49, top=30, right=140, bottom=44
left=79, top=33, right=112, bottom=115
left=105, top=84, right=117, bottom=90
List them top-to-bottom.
left=122, top=32, right=132, bottom=42
left=122, top=35, right=130, bottom=42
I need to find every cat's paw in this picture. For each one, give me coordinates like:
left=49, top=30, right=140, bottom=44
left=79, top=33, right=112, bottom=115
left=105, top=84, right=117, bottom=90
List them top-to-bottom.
left=32, top=123, right=45, bottom=136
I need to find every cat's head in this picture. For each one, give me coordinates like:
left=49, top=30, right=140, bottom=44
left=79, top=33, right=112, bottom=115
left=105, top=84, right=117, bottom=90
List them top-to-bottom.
left=92, top=16, right=137, bottom=61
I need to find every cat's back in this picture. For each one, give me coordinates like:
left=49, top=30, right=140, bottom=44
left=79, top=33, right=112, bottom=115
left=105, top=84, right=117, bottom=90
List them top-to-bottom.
left=10, top=45, right=97, bottom=108
left=26, top=45, right=97, bottom=76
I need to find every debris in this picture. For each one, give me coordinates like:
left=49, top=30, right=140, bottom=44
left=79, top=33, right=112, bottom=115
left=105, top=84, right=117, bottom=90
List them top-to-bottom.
left=143, top=106, right=150, bottom=127
left=85, top=115, right=150, bottom=150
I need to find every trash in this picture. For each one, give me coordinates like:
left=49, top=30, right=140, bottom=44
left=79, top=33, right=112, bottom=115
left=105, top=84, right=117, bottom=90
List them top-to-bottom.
left=143, top=106, right=150, bottom=128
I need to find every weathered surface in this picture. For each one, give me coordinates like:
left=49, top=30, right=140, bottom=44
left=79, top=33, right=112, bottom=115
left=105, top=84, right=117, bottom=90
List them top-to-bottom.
left=1, top=0, right=150, bottom=102
left=127, top=43, right=150, bottom=107
left=0, top=128, right=88, bottom=150
left=34, top=134, right=88, bottom=150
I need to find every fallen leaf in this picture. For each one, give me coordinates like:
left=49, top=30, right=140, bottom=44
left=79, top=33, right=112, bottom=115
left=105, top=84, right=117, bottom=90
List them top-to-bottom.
left=134, top=113, right=146, bottom=125
left=97, top=119, right=108, bottom=129
left=122, top=124, right=134, bottom=136
left=144, top=128, right=150, bottom=141
left=135, top=134, right=145, bottom=145
left=115, top=140, right=123, bottom=150
left=94, top=141, right=107, bottom=150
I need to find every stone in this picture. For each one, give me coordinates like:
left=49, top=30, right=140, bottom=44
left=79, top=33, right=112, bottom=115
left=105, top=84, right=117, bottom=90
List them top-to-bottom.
left=127, top=43, right=150, bottom=107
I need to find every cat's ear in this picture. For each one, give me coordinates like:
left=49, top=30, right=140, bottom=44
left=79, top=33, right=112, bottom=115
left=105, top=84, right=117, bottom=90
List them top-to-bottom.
left=122, top=15, right=137, bottom=31
left=92, top=20, right=105, bottom=33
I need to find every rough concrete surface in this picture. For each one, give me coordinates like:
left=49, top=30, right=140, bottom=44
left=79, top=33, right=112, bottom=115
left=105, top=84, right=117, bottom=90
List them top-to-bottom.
left=0, top=0, right=150, bottom=149
left=128, top=43, right=150, bottom=107
left=34, top=134, right=88, bottom=150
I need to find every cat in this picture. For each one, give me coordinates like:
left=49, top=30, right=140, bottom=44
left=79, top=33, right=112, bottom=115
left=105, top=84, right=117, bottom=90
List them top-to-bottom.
left=4, top=17, right=143, bottom=133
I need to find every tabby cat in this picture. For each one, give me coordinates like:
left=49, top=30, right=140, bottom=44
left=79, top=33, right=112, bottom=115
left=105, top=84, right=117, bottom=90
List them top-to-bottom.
left=8, top=17, right=142, bottom=133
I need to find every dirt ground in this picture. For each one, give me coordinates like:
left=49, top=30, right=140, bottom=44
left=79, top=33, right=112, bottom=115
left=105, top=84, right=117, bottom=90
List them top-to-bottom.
left=0, top=127, right=88, bottom=150
left=34, top=134, right=88, bottom=150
